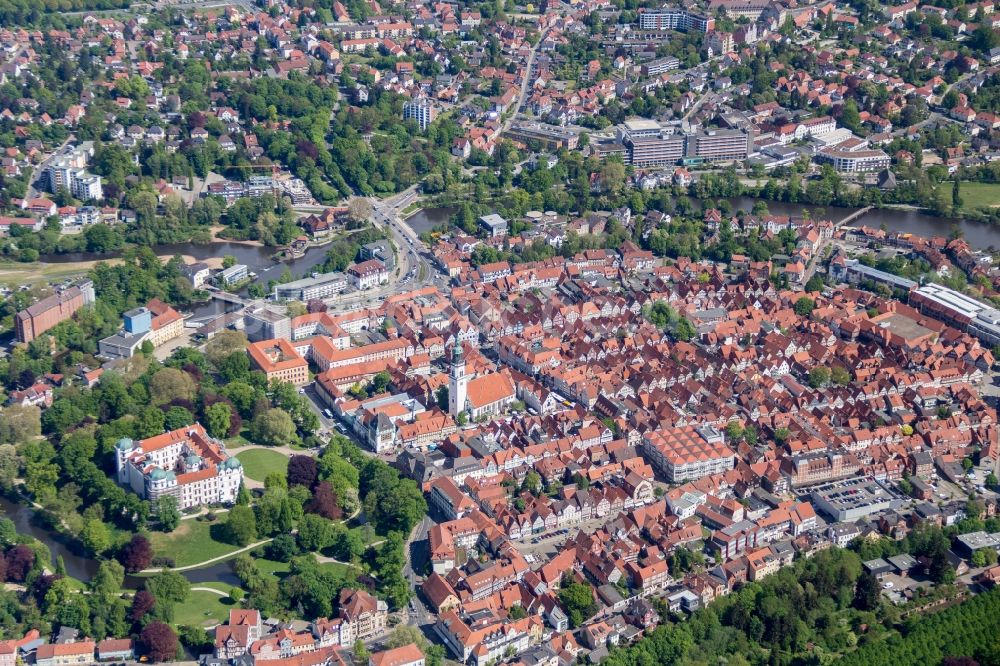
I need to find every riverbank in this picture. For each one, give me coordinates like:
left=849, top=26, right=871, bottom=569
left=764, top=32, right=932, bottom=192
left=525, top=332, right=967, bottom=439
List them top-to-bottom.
left=209, top=225, right=266, bottom=247
left=0, top=254, right=223, bottom=287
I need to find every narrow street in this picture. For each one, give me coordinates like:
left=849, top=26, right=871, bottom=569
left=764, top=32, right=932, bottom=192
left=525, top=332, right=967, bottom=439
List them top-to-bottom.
left=501, top=29, right=548, bottom=134
left=402, top=515, right=435, bottom=629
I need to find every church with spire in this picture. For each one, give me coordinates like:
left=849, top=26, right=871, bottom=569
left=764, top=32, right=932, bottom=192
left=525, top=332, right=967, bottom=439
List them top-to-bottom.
left=447, top=342, right=516, bottom=421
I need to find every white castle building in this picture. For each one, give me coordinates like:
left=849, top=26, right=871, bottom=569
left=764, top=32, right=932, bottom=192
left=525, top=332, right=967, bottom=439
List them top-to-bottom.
left=115, top=424, right=243, bottom=510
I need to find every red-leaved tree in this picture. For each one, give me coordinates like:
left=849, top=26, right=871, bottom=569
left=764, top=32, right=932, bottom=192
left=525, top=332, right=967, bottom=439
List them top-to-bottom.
left=288, top=455, right=318, bottom=488
left=306, top=481, right=342, bottom=520
left=119, top=534, right=154, bottom=573
left=5, top=545, right=34, bottom=582
left=130, top=589, right=156, bottom=624
left=140, top=621, right=177, bottom=662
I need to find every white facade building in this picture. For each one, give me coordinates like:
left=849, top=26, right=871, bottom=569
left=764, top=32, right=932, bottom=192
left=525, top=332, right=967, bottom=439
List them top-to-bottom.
left=403, top=99, right=436, bottom=130
left=46, top=147, right=103, bottom=201
left=115, top=424, right=243, bottom=510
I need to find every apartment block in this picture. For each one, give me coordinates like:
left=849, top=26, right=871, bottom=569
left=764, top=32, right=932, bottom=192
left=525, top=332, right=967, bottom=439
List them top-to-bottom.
left=637, top=7, right=714, bottom=32
left=15, top=279, right=96, bottom=343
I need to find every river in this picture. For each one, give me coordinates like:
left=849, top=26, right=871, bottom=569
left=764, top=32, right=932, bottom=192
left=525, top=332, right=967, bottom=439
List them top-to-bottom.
left=722, top=197, right=998, bottom=249
left=409, top=201, right=999, bottom=250
left=405, top=207, right=455, bottom=234
left=41, top=240, right=343, bottom=323
left=41, top=241, right=335, bottom=280
left=0, top=495, right=242, bottom=588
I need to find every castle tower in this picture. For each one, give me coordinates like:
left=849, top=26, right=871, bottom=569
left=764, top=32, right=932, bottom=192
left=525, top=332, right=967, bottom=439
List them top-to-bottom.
left=448, top=343, right=468, bottom=418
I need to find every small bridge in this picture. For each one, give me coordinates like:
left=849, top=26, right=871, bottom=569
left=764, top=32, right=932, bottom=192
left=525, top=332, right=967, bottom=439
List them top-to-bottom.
left=836, top=206, right=873, bottom=228
left=208, top=289, right=250, bottom=306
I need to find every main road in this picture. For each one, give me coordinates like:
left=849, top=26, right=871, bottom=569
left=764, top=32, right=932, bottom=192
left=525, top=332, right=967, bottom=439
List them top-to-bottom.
left=292, top=186, right=447, bottom=313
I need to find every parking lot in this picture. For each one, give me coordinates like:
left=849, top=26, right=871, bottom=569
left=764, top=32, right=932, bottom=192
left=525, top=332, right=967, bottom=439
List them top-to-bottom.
left=512, top=517, right=612, bottom=559
left=879, top=571, right=932, bottom=604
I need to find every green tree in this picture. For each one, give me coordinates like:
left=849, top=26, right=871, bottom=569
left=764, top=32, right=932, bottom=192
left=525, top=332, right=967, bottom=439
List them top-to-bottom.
left=840, top=99, right=862, bottom=133
left=805, top=275, right=824, bottom=293
left=794, top=296, right=816, bottom=316
left=205, top=330, right=249, bottom=366
left=808, top=366, right=831, bottom=388
left=830, top=366, right=851, bottom=385
left=149, top=368, right=197, bottom=405
left=205, top=402, right=233, bottom=438
left=164, top=406, right=194, bottom=431
left=250, top=408, right=298, bottom=447
left=523, top=470, right=542, bottom=495
left=898, top=478, right=914, bottom=496
left=155, top=496, right=181, bottom=532
left=224, top=505, right=258, bottom=546
left=297, top=514, right=335, bottom=551
left=81, top=518, right=113, bottom=556
left=90, top=559, right=125, bottom=601
left=147, top=569, right=189, bottom=608
left=853, top=570, right=880, bottom=611
left=558, top=577, right=597, bottom=627
left=353, top=640, right=369, bottom=662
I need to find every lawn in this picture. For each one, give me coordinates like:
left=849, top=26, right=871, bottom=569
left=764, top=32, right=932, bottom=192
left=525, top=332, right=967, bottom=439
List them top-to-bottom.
left=937, top=181, right=1000, bottom=212
left=957, top=182, right=1000, bottom=210
left=0, top=260, right=114, bottom=288
left=236, top=448, right=289, bottom=483
left=147, top=519, right=241, bottom=568
left=348, top=524, right=380, bottom=547
left=193, top=581, right=244, bottom=596
left=173, top=588, right=236, bottom=627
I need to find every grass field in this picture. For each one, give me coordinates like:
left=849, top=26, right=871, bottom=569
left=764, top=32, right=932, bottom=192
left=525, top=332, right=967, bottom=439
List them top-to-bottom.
left=937, top=181, right=1000, bottom=212
left=957, top=182, right=1000, bottom=210
left=0, top=261, right=102, bottom=288
left=236, top=449, right=289, bottom=483
left=147, top=519, right=240, bottom=568
left=174, top=588, right=236, bottom=627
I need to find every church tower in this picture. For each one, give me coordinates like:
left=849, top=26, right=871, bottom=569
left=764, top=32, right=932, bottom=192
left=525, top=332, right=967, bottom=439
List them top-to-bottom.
left=449, top=343, right=468, bottom=418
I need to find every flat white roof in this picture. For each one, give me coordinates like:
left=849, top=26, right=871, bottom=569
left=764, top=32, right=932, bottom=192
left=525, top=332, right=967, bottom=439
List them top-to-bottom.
left=623, top=118, right=661, bottom=131
left=915, top=282, right=991, bottom=318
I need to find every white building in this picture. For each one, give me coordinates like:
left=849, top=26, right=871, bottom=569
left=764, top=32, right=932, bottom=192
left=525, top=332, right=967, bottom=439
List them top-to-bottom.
left=403, top=99, right=436, bottom=130
left=46, top=145, right=103, bottom=201
left=816, top=148, right=890, bottom=173
left=348, top=260, right=389, bottom=290
left=115, top=424, right=243, bottom=510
